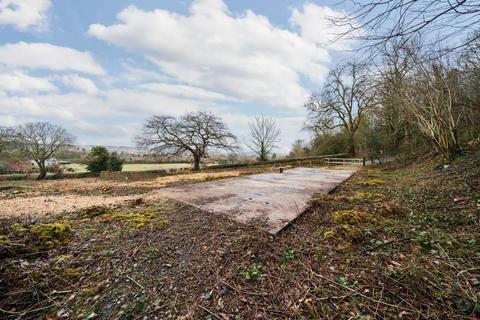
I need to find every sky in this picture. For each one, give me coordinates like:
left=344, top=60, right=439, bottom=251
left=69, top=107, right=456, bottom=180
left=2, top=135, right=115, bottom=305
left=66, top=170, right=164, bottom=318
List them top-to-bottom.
left=0, top=0, right=355, bottom=154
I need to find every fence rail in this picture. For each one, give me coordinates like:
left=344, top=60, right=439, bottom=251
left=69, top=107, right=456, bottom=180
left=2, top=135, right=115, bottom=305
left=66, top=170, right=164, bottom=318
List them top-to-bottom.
left=325, top=157, right=365, bottom=166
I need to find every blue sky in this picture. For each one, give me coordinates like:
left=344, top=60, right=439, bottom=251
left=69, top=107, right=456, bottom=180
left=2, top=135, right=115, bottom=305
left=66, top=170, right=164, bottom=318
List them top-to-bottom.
left=0, top=0, right=354, bottom=154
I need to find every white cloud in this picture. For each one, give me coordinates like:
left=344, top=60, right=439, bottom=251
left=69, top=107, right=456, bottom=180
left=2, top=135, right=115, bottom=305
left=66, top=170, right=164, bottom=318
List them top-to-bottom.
left=0, top=0, right=51, bottom=31
left=87, top=0, right=344, bottom=109
left=290, top=3, right=355, bottom=50
left=0, top=42, right=105, bottom=75
left=118, top=63, right=170, bottom=83
left=0, top=69, right=57, bottom=93
left=56, top=74, right=98, bottom=94
left=140, top=83, right=238, bottom=102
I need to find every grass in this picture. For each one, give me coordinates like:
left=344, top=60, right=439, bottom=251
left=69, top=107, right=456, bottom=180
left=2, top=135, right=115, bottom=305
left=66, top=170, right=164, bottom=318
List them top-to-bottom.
left=0, top=151, right=479, bottom=319
left=65, top=162, right=191, bottom=173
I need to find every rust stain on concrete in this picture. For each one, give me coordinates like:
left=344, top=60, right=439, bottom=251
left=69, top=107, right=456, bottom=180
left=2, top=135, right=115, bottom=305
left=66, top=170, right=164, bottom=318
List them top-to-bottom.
left=162, top=167, right=355, bottom=234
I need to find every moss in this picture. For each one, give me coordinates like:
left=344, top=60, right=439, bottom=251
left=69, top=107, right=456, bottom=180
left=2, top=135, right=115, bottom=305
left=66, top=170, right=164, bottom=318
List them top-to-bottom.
left=357, top=178, right=385, bottom=186
left=335, top=192, right=384, bottom=203
left=98, top=208, right=168, bottom=228
left=332, top=210, right=378, bottom=226
left=32, top=222, right=72, bottom=245
left=11, top=223, right=27, bottom=233
left=341, top=224, right=361, bottom=238
left=322, top=230, right=336, bottom=239
left=0, top=235, right=10, bottom=244
left=53, top=254, right=73, bottom=262
left=64, top=267, right=82, bottom=278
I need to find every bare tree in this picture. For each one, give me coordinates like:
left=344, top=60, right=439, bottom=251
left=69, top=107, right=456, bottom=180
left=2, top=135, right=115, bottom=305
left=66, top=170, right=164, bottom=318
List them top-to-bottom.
left=335, top=0, right=480, bottom=52
left=459, top=33, right=480, bottom=138
left=376, top=41, right=464, bottom=160
left=400, top=57, right=463, bottom=160
left=305, top=62, right=376, bottom=156
left=137, top=111, right=238, bottom=170
left=246, top=115, right=281, bottom=162
left=10, top=122, right=75, bottom=179
left=0, top=127, right=9, bottom=153
left=289, top=139, right=308, bottom=158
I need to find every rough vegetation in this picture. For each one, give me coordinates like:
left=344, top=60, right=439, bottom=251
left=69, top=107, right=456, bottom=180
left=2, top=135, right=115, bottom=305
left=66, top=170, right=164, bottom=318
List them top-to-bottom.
left=0, top=150, right=479, bottom=319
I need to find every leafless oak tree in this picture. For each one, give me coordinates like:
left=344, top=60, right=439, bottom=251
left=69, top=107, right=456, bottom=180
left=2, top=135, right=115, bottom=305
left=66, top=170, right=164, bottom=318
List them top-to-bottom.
left=334, top=0, right=480, bottom=51
left=305, top=62, right=376, bottom=156
left=137, top=111, right=238, bottom=170
left=246, top=115, right=281, bottom=162
left=10, top=122, right=75, bottom=179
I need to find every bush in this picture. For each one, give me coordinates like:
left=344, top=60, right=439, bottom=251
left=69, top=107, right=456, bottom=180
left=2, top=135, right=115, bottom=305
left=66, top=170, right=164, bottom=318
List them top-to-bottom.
left=311, top=132, right=350, bottom=155
left=85, top=147, right=123, bottom=173
left=107, top=153, right=123, bottom=172
left=47, top=164, right=63, bottom=174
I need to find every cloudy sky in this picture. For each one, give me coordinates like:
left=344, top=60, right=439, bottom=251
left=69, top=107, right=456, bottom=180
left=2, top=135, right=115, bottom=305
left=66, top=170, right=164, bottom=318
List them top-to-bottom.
left=0, top=0, right=354, bottom=154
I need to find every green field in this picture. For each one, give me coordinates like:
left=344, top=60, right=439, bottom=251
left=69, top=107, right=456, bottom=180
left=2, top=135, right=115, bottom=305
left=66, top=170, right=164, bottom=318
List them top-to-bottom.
left=66, top=163, right=191, bottom=173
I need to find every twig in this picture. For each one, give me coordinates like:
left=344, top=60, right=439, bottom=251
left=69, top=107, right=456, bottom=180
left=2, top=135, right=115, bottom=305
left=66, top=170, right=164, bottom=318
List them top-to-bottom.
left=359, top=237, right=410, bottom=253
left=307, top=267, right=417, bottom=313
left=126, top=275, right=144, bottom=289
left=0, top=304, right=55, bottom=316
left=199, top=305, right=222, bottom=319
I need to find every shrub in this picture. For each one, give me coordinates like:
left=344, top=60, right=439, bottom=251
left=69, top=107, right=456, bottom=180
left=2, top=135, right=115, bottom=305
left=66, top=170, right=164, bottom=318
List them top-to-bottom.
left=85, top=146, right=110, bottom=173
left=85, top=147, right=124, bottom=173
left=107, top=152, right=123, bottom=172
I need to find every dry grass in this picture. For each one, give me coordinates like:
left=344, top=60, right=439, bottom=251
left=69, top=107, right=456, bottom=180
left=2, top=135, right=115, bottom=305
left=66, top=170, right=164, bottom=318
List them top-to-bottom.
left=0, top=154, right=478, bottom=319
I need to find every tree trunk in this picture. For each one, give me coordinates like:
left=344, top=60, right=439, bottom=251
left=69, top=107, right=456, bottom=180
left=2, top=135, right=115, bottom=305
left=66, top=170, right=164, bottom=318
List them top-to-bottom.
left=348, top=134, right=356, bottom=156
left=259, top=150, right=267, bottom=162
left=193, top=156, right=201, bottom=171
left=37, top=160, right=47, bottom=180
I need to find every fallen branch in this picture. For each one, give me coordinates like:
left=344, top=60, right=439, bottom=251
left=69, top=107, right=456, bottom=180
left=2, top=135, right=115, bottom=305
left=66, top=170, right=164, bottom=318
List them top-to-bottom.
left=359, top=237, right=410, bottom=254
left=199, top=305, right=222, bottom=319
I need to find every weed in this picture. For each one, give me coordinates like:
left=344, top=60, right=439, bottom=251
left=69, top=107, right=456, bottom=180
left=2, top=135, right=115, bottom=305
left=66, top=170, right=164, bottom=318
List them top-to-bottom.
left=414, top=231, right=432, bottom=249
left=280, top=249, right=295, bottom=264
left=240, top=263, right=261, bottom=282
left=335, top=276, right=358, bottom=288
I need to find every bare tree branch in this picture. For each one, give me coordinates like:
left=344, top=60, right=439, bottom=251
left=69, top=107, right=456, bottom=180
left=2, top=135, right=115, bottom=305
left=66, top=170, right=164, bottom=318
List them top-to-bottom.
left=334, top=0, right=480, bottom=53
left=305, top=62, right=376, bottom=155
left=137, top=111, right=238, bottom=170
left=246, top=115, right=281, bottom=162
left=8, top=122, right=75, bottom=179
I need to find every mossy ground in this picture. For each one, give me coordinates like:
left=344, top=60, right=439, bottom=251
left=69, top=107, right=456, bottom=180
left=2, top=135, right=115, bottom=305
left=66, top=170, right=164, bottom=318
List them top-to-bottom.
left=0, top=152, right=479, bottom=319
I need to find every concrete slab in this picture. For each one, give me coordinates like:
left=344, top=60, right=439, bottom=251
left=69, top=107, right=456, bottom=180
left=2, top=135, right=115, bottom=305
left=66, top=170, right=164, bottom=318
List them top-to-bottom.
left=161, top=167, right=355, bottom=234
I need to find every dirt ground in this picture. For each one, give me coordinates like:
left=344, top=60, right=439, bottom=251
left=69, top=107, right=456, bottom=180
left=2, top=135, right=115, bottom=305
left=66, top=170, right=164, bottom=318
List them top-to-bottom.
left=0, top=157, right=479, bottom=319
left=0, top=168, right=267, bottom=218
